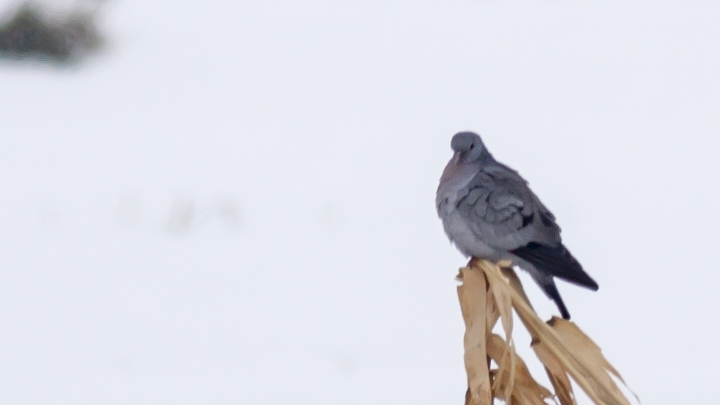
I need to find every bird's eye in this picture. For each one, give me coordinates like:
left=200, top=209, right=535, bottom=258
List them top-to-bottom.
left=469, top=143, right=475, bottom=150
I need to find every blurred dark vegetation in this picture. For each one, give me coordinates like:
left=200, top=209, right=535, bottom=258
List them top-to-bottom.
left=0, top=2, right=103, bottom=64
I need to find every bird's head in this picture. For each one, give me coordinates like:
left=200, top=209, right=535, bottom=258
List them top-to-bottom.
left=450, top=131, right=488, bottom=164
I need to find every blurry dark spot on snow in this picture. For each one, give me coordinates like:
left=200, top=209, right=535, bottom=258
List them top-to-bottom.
left=0, top=2, right=103, bottom=65
left=166, top=198, right=241, bottom=235
left=167, top=199, right=196, bottom=235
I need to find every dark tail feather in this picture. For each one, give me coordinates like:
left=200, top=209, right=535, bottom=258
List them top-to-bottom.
left=511, top=243, right=599, bottom=290
left=543, top=278, right=571, bottom=320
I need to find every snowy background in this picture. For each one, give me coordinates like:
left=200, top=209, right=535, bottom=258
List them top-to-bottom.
left=0, top=0, right=719, bottom=403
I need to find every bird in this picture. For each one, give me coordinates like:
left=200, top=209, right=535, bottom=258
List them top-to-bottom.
left=436, top=131, right=598, bottom=319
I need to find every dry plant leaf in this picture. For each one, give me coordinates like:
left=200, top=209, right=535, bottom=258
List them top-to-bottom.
left=460, top=259, right=636, bottom=405
left=469, top=260, right=515, bottom=400
left=480, top=260, right=513, bottom=343
left=480, top=261, right=604, bottom=403
left=500, top=266, right=535, bottom=314
left=457, top=267, right=492, bottom=405
left=487, top=283, right=515, bottom=398
left=485, top=286, right=501, bottom=335
left=547, top=318, right=635, bottom=405
left=547, top=319, right=624, bottom=383
left=489, top=333, right=517, bottom=400
left=487, top=334, right=553, bottom=405
left=533, top=339, right=576, bottom=405
left=545, top=365, right=576, bottom=405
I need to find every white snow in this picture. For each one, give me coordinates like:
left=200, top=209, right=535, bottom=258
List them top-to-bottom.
left=0, top=0, right=719, bottom=403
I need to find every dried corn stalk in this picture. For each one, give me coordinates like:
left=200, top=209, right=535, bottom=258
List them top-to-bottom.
left=456, top=259, right=635, bottom=405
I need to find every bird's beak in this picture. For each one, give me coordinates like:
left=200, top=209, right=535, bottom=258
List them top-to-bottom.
left=453, top=152, right=461, bottom=165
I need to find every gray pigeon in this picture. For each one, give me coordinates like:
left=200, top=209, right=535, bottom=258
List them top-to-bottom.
left=436, top=131, right=597, bottom=319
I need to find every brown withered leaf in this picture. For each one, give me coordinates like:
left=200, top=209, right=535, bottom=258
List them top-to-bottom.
left=461, top=259, right=636, bottom=405
left=478, top=259, right=513, bottom=343
left=500, top=266, right=535, bottom=314
left=457, top=267, right=492, bottom=405
left=547, top=318, right=634, bottom=405
left=487, top=334, right=553, bottom=405
left=533, top=339, right=576, bottom=405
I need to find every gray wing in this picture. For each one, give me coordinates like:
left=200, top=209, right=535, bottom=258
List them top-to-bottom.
left=455, top=164, right=561, bottom=251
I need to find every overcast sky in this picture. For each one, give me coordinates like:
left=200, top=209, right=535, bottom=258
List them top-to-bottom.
left=0, top=0, right=718, bottom=403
